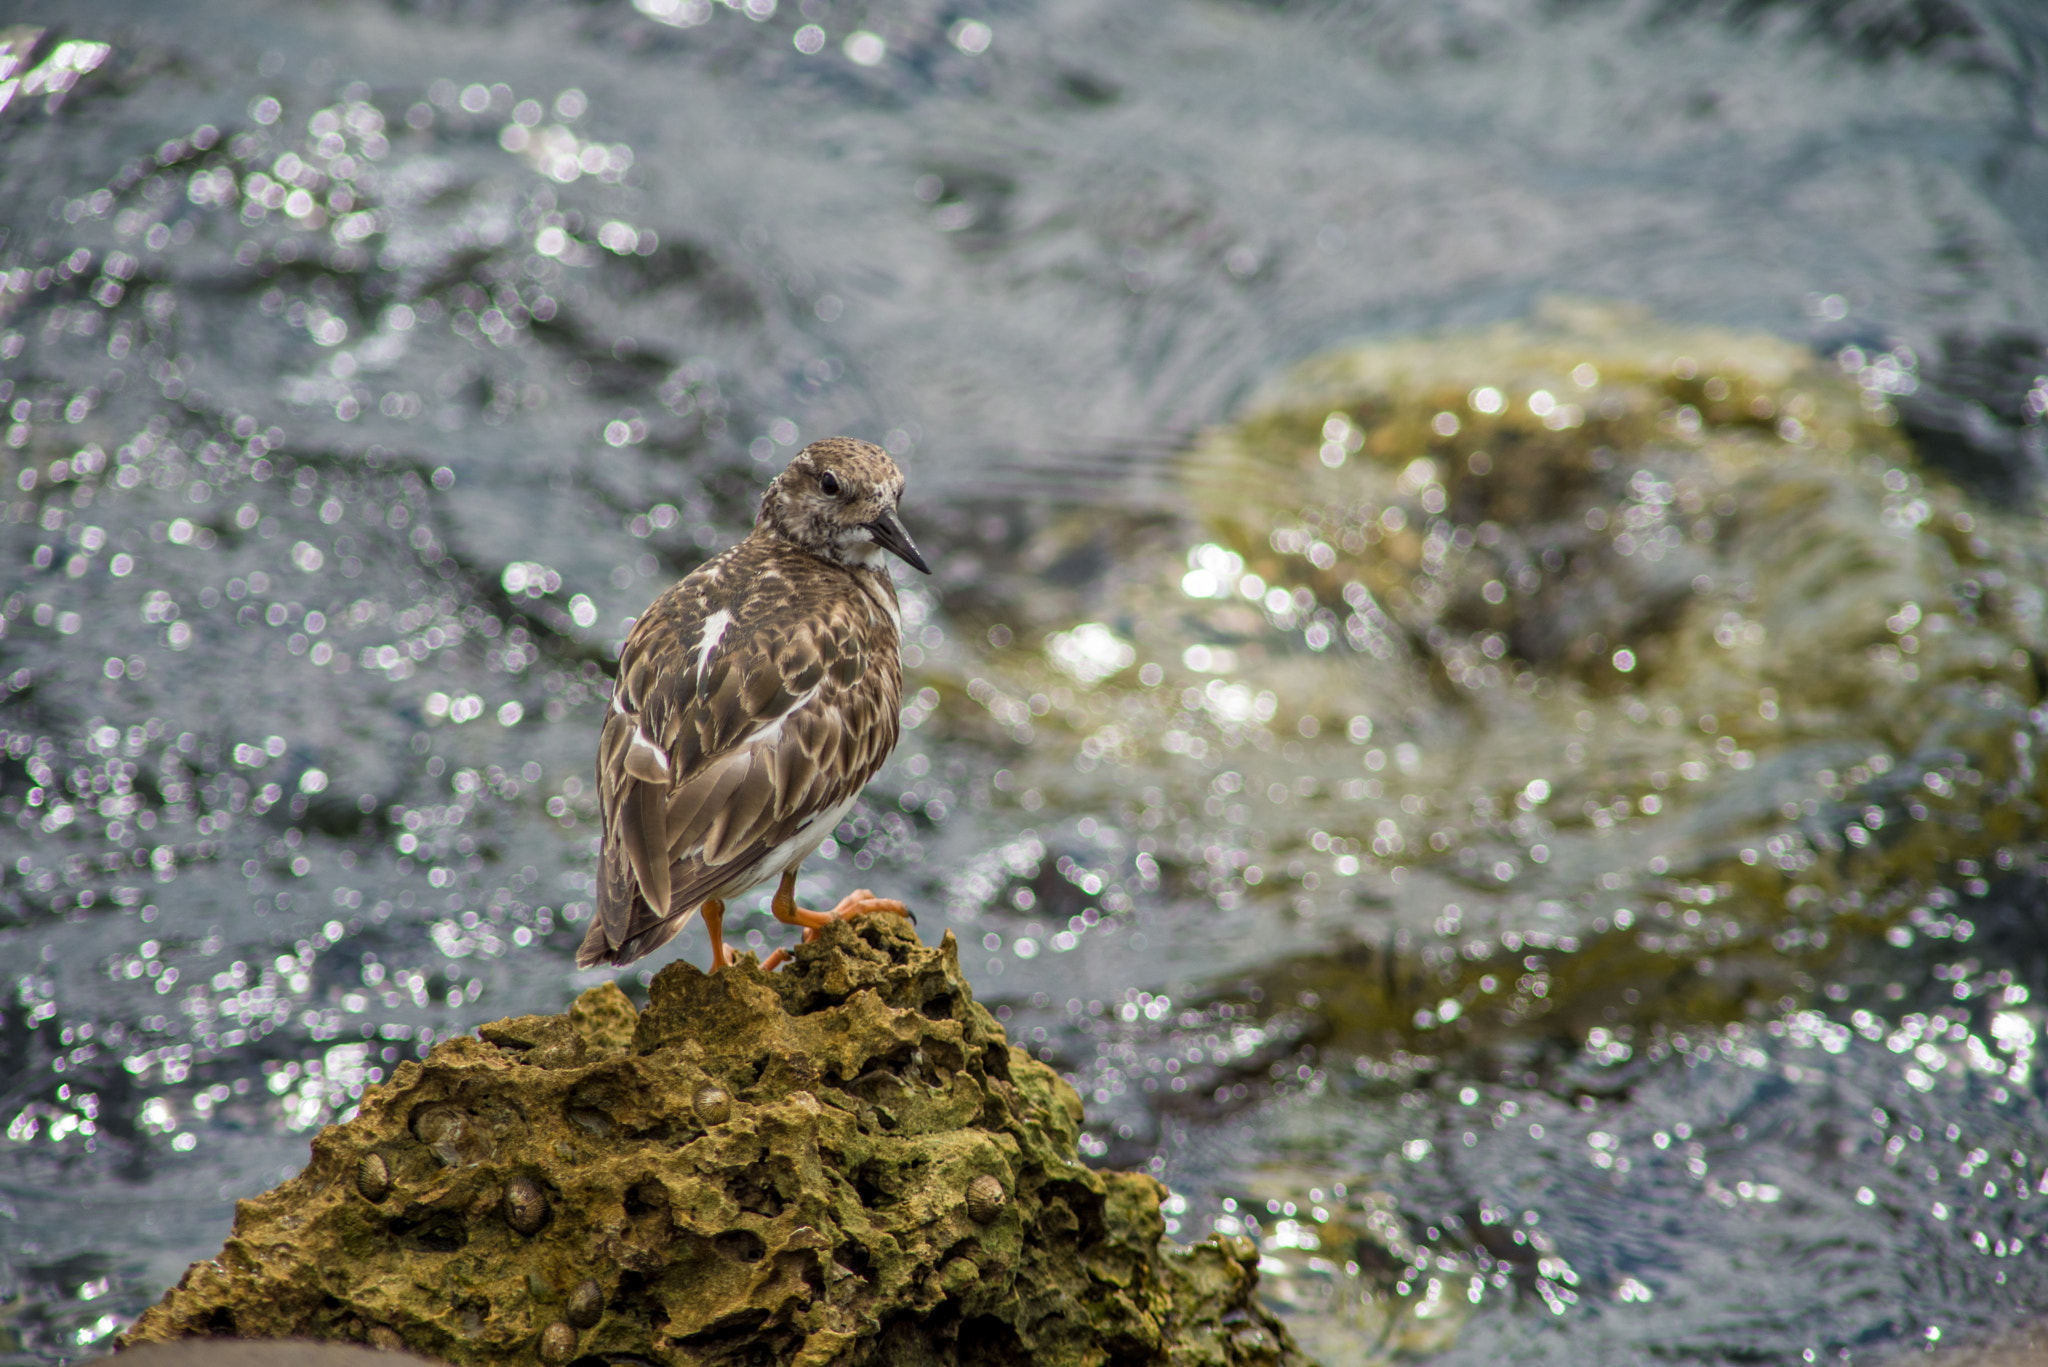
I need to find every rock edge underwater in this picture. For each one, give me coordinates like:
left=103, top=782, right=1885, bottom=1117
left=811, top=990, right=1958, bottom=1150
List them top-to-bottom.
left=119, top=918, right=1304, bottom=1367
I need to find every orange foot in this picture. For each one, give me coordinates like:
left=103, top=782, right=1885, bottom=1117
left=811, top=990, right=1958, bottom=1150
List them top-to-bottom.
left=760, top=870, right=913, bottom=970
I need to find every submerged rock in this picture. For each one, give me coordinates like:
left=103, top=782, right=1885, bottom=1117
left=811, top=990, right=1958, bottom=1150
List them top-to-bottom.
left=935, top=300, right=2046, bottom=1017
left=120, top=918, right=1304, bottom=1367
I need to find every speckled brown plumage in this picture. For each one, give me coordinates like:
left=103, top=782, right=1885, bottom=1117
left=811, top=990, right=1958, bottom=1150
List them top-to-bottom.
left=577, top=438, right=930, bottom=971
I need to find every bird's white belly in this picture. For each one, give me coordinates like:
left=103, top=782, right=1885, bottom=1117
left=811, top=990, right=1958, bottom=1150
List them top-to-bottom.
left=707, top=790, right=863, bottom=902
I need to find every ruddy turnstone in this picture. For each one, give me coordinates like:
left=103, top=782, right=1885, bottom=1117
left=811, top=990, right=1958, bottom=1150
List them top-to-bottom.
left=576, top=437, right=931, bottom=973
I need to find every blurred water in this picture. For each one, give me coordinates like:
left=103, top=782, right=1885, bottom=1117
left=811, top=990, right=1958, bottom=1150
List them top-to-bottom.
left=3, top=0, right=2048, bottom=1363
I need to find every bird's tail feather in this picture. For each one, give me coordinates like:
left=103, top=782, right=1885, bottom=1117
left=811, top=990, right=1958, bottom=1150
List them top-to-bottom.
left=577, top=859, right=700, bottom=969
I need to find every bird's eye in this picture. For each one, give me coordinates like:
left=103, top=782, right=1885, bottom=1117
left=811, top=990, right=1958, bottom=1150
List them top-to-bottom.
left=819, top=472, right=841, bottom=497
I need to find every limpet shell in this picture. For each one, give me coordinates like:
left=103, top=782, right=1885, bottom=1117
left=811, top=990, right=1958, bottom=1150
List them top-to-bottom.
left=693, top=1083, right=732, bottom=1126
left=356, top=1152, right=392, bottom=1203
left=966, top=1173, right=1006, bottom=1223
left=505, top=1174, right=550, bottom=1235
left=565, top=1277, right=603, bottom=1329
left=539, top=1321, right=577, bottom=1363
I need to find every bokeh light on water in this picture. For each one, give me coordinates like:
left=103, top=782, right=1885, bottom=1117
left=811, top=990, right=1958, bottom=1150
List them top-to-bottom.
left=4, top=1, right=2048, bottom=1363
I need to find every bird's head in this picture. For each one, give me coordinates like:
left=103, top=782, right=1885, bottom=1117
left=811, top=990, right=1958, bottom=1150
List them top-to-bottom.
left=760, top=437, right=931, bottom=575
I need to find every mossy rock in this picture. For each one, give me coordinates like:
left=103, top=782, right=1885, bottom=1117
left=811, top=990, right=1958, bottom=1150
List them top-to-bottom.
left=120, top=919, right=1305, bottom=1367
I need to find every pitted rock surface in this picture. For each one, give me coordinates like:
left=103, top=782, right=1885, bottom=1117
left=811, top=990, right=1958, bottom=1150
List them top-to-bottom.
left=122, top=919, right=1305, bottom=1367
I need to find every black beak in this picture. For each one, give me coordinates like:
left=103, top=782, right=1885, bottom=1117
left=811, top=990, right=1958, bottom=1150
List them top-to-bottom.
left=864, top=506, right=931, bottom=574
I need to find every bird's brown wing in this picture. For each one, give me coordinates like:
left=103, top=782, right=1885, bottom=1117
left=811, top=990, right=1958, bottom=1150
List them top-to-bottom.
left=578, top=554, right=902, bottom=968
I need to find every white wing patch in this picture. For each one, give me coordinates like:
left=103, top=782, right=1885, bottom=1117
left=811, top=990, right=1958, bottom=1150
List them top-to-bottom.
left=694, top=608, right=734, bottom=685
left=624, top=728, right=670, bottom=782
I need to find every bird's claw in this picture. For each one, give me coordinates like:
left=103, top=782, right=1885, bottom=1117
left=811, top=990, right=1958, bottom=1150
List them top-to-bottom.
left=759, top=888, right=916, bottom=970
left=828, top=889, right=913, bottom=924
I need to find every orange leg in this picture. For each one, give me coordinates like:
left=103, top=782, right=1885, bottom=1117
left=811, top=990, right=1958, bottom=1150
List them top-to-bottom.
left=760, top=869, right=911, bottom=970
left=700, top=898, right=738, bottom=973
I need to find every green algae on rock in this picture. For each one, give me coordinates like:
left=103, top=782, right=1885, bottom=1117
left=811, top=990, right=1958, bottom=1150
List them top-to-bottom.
left=120, top=918, right=1305, bottom=1367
